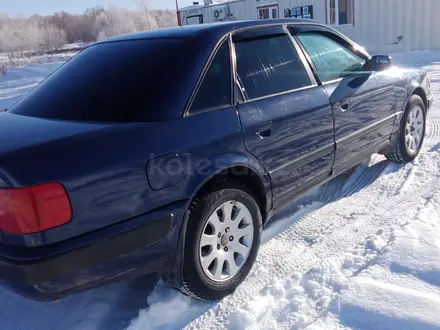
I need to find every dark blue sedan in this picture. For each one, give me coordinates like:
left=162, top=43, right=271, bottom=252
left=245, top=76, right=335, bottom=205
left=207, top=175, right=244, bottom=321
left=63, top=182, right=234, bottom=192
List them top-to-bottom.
left=0, top=19, right=432, bottom=301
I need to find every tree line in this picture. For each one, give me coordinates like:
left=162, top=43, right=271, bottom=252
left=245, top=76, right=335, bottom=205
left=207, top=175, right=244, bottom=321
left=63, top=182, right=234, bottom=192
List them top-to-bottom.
left=0, top=1, right=177, bottom=59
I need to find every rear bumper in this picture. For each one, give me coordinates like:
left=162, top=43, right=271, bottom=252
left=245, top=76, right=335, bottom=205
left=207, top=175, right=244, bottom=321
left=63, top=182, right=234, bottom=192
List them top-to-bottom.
left=0, top=201, right=187, bottom=301
left=0, top=216, right=172, bottom=285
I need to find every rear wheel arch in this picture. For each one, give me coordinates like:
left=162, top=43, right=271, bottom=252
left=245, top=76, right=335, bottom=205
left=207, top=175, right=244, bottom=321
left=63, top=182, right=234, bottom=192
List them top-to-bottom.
left=167, top=164, right=269, bottom=290
left=190, top=165, right=269, bottom=224
left=180, top=183, right=262, bottom=299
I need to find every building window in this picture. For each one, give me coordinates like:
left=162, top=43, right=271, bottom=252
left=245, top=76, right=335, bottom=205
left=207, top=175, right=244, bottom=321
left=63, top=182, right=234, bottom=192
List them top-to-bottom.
left=328, top=0, right=354, bottom=25
left=258, top=6, right=278, bottom=19
left=259, top=8, right=269, bottom=19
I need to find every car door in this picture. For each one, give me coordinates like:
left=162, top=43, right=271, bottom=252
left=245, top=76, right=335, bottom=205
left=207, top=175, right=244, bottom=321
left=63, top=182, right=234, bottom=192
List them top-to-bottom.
left=290, top=25, right=396, bottom=174
left=232, top=26, right=335, bottom=208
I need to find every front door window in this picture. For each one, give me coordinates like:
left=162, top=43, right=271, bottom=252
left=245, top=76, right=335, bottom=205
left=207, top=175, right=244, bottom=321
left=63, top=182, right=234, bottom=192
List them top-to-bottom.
left=296, top=32, right=365, bottom=82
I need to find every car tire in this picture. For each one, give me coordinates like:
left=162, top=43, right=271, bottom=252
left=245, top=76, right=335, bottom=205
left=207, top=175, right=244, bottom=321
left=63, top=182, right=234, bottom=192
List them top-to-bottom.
left=386, top=95, right=426, bottom=163
left=179, top=180, right=262, bottom=300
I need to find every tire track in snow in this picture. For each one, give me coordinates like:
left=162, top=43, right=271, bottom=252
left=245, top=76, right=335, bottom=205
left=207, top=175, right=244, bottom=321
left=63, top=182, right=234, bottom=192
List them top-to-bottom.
left=180, top=56, right=440, bottom=330
left=166, top=60, right=440, bottom=330
left=256, top=103, right=440, bottom=329
left=185, top=104, right=440, bottom=329
left=390, top=110, right=440, bottom=195
left=426, top=118, right=440, bottom=139
left=178, top=131, right=416, bottom=330
left=186, top=140, right=440, bottom=330
left=299, top=154, right=402, bottom=246
left=234, top=155, right=440, bottom=329
left=316, top=155, right=385, bottom=205
left=262, top=157, right=388, bottom=252
left=339, top=158, right=388, bottom=197
left=388, top=161, right=415, bottom=196
left=184, top=166, right=394, bottom=329
left=300, top=188, right=440, bottom=330
left=261, top=231, right=395, bottom=330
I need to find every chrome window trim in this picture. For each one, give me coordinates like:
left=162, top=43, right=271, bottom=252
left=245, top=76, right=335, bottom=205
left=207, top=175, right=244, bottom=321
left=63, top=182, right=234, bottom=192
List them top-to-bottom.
left=183, top=21, right=337, bottom=117
left=227, top=21, right=328, bottom=37
left=283, top=24, right=318, bottom=87
left=232, top=25, right=319, bottom=104
left=291, top=25, right=370, bottom=85
left=229, top=34, right=246, bottom=103
left=183, top=36, right=232, bottom=117
left=322, top=78, right=344, bottom=85
left=240, top=84, right=319, bottom=103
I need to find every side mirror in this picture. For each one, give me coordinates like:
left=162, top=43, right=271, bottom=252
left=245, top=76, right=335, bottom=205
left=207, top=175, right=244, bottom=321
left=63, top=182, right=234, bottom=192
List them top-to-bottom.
left=368, top=55, right=392, bottom=71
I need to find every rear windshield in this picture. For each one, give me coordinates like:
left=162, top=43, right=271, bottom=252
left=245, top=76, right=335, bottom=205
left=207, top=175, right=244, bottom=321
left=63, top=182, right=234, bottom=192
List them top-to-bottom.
left=9, top=39, right=189, bottom=122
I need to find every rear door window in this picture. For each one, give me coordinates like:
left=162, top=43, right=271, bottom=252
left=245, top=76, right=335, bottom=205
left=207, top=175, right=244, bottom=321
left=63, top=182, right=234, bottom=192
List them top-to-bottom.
left=234, top=33, right=312, bottom=100
left=9, top=39, right=191, bottom=122
left=190, top=40, right=232, bottom=113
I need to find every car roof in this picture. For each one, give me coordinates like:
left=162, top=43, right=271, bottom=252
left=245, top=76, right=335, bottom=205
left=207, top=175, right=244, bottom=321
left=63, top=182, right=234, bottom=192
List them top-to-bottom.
left=100, top=19, right=321, bottom=43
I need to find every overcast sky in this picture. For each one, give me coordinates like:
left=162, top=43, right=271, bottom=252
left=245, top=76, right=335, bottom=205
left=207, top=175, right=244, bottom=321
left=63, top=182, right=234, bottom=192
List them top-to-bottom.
left=2, top=0, right=197, bottom=16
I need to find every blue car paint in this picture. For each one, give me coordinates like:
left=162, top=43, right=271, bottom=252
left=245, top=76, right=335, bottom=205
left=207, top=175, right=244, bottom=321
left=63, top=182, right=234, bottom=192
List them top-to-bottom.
left=0, top=19, right=431, bottom=300
left=384, top=67, right=431, bottom=148
left=323, top=71, right=397, bottom=168
left=238, top=86, right=335, bottom=205
left=0, top=106, right=266, bottom=247
left=2, top=200, right=186, bottom=300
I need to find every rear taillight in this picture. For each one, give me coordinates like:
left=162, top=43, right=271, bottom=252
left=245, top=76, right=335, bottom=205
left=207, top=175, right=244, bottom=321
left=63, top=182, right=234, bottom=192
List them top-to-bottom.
left=0, top=183, right=72, bottom=234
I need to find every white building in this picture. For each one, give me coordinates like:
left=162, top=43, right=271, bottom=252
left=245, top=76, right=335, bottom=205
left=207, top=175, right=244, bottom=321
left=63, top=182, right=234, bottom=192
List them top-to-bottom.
left=178, top=0, right=440, bottom=54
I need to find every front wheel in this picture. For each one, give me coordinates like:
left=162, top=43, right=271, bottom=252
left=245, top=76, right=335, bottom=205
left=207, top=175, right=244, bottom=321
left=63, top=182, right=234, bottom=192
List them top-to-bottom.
left=386, top=95, right=426, bottom=163
left=180, top=182, right=262, bottom=300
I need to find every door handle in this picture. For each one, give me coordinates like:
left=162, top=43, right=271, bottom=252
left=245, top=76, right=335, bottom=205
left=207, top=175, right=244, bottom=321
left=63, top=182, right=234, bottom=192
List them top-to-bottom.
left=337, top=99, right=350, bottom=111
left=255, top=122, right=272, bottom=138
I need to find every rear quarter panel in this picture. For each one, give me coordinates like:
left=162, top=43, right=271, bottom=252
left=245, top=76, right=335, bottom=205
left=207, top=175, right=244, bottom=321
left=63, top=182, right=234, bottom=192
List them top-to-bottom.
left=0, top=107, right=269, bottom=247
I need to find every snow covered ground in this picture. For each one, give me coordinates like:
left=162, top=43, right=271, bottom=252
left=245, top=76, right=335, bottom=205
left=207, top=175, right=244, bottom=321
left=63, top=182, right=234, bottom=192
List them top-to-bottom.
left=1, top=50, right=440, bottom=330
left=0, top=52, right=78, bottom=69
left=0, top=62, right=63, bottom=110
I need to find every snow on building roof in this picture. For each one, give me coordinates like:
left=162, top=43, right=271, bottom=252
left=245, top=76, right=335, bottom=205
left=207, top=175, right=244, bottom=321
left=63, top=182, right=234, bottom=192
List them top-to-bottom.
left=179, top=0, right=242, bottom=11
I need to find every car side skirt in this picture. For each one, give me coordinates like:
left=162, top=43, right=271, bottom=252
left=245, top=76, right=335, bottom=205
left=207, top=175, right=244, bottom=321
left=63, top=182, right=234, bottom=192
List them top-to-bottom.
left=268, top=138, right=391, bottom=219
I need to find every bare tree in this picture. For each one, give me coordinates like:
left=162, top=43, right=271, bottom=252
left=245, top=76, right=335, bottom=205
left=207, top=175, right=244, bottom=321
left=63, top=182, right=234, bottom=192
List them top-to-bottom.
left=136, top=0, right=158, bottom=31
left=0, top=4, right=178, bottom=56
left=93, top=7, right=137, bottom=40
left=154, top=9, right=178, bottom=28
left=0, top=18, right=40, bottom=57
left=0, top=19, right=20, bottom=60
left=41, top=24, right=66, bottom=52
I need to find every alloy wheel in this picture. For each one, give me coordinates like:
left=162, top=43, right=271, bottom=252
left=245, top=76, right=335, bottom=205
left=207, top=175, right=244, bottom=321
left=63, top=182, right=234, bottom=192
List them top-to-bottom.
left=405, top=105, right=425, bottom=154
left=199, top=200, right=254, bottom=282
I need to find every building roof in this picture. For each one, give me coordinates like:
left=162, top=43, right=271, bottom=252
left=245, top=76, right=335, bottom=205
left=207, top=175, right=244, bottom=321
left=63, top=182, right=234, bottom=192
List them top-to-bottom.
left=179, top=0, right=243, bottom=11
left=178, top=4, right=204, bottom=11
left=101, top=19, right=320, bottom=44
